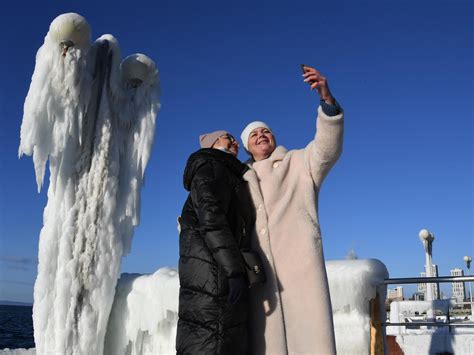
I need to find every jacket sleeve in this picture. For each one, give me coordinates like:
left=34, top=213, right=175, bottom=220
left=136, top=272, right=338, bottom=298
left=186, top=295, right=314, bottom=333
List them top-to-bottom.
left=304, top=105, right=344, bottom=188
left=190, top=161, right=245, bottom=278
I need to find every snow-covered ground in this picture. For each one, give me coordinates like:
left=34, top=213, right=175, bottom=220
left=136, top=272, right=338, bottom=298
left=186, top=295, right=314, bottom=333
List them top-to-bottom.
left=0, top=350, right=36, bottom=355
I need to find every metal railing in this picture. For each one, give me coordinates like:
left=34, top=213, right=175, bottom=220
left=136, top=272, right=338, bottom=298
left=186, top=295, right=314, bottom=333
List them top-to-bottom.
left=382, top=275, right=474, bottom=329
left=384, top=276, right=474, bottom=285
left=385, top=322, right=474, bottom=327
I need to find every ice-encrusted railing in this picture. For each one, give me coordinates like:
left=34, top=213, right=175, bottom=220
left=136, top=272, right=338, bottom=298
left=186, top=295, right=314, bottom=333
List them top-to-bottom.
left=102, top=259, right=389, bottom=355
left=384, top=275, right=474, bottom=354
left=384, top=275, right=474, bottom=334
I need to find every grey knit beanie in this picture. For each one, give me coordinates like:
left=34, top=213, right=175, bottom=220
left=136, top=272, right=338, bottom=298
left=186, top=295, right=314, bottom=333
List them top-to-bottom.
left=199, top=130, right=228, bottom=148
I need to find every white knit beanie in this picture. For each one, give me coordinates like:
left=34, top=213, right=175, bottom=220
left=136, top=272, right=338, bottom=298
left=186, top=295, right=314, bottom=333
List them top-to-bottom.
left=240, top=121, right=271, bottom=150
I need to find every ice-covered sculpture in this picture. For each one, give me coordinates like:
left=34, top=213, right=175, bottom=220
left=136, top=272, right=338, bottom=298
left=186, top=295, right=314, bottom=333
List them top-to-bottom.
left=19, top=13, right=160, bottom=354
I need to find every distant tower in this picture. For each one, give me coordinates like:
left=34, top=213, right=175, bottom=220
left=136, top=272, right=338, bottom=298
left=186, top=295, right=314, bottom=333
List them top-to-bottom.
left=419, top=229, right=436, bottom=320
left=464, top=256, right=473, bottom=315
left=417, top=266, right=440, bottom=299
left=450, top=268, right=465, bottom=303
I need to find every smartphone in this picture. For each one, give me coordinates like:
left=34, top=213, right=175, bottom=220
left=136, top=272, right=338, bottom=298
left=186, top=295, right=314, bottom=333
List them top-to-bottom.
left=301, top=64, right=315, bottom=84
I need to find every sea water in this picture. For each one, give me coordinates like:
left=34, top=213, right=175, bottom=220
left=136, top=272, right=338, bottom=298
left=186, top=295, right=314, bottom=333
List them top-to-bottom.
left=0, top=306, right=34, bottom=349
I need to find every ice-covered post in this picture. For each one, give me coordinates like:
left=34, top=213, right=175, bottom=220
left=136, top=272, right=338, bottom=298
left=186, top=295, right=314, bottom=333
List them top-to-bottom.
left=19, top=13, right=160, bottom=355
left=419, top=229, right=435, bottom=320
left=464, top=255, right=473, bottom=316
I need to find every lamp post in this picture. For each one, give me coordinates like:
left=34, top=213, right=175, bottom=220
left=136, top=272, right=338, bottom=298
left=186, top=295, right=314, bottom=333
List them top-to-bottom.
left=419, top=229, right=435, bottom=320
left=464, top=256, right=472, bottom=316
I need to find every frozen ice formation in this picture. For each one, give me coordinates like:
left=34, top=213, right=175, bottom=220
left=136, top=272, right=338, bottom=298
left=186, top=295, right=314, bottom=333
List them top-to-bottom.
left=19, top=12, right=160, bottom=355
left=104, top=268, right=179, bottom=355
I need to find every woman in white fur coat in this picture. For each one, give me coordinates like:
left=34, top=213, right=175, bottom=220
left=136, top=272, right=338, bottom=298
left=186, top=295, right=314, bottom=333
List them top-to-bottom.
left=240, top=65, right=344, bottom=355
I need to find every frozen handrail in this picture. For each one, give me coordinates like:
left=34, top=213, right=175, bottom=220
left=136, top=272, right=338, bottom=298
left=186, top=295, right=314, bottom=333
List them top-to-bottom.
left=384, top=276, right=474, bottom=284
left=383, top=322, right=474, bottom=327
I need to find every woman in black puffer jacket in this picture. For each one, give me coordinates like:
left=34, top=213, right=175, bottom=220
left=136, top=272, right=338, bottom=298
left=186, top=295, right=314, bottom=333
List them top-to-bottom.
left=176, top=131, right=254, bottom=355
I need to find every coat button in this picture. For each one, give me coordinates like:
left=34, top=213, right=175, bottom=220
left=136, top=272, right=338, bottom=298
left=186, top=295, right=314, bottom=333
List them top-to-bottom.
left=273, top=162, right=280, bottom=168
left=258, top=204, right=263, bottom=211
left=261, top=228, right=267, bottom=235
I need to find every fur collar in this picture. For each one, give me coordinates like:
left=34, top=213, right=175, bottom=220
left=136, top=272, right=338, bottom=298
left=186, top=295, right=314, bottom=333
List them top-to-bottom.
left=244, top=145, right=288, bottom=167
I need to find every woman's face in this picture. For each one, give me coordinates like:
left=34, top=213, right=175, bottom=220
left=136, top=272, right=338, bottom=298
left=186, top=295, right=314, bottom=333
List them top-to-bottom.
left=247, top=127, right=276, bottom=160
left=213, top=133, right=239, bottom=157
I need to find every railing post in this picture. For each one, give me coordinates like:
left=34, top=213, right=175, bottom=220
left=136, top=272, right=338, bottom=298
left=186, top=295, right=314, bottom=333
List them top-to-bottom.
left=370, top=292, right=385, bottom=355
left=389, top=301, right=402, bottom=335
left=447, top=310, right=451, bottom=334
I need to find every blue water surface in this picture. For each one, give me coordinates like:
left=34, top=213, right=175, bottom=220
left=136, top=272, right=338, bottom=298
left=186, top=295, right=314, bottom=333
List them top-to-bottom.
left=0, top=305, right=35, bottom=349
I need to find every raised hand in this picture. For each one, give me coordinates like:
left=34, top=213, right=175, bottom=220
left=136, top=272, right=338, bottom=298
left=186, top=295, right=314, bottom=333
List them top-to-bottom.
left=302, top=65, right=335, bottom=105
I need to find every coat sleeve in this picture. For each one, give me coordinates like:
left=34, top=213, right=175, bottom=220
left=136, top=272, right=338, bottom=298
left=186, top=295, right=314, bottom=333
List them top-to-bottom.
left=303, top=106, right=344, bottom=188
left=190, top=161, right=245, bottom=278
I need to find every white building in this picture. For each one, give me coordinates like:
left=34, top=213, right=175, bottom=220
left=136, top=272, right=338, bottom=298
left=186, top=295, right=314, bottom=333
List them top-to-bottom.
left=417, top=264, right=440, bottom=299
left=450, top=268, right=465, bottom=302
left=387, top=286, right=404, bottom=301
left=411, top=292, right=424, bottom=301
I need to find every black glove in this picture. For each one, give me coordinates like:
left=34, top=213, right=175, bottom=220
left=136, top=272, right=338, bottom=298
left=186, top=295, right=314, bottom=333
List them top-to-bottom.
left=227, top=275, right=247, bottom=305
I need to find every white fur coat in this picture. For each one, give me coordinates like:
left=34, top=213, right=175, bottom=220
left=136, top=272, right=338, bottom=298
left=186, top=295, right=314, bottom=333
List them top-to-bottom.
left=244, top=106, right=344, bottom=355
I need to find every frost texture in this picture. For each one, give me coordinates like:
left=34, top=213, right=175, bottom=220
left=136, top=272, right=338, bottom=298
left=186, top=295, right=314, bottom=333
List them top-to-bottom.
left=18, top=13, right=160, bottom=355
left=326, top=259, right=389, bottom=355
left=107, top=260, right=389, bottom=355
left=104, top=268, right=179, bottom=355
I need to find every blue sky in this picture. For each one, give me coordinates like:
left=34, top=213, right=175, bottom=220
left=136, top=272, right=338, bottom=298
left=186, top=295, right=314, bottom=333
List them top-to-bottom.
left=0, top=0, right=472, bottom=303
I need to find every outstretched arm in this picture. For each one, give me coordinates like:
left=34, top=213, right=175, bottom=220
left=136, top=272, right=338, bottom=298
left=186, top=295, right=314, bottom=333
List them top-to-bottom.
left=302, top=65, right=344, bottom=187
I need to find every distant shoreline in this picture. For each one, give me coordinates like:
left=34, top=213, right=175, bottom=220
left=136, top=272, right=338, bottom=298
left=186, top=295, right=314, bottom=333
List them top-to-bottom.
left=0, top=300, right=33, bottom=307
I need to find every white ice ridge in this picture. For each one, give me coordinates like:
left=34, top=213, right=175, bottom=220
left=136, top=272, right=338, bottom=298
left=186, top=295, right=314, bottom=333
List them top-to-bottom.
left=18, top=13, right=160, bottom=355
left=326, top=259, right=389, bottom=355
left=107, top=260, right=389, bottom=355
left=1, top=261, right=388, bottom=354
left=7, top=261, right=472, bottom=354
left=104, top=268, right=179, bottom=355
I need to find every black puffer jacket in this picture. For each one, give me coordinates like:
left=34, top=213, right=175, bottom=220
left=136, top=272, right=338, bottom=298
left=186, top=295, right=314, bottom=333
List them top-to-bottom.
left=176, top=148, right=254, bottom=355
